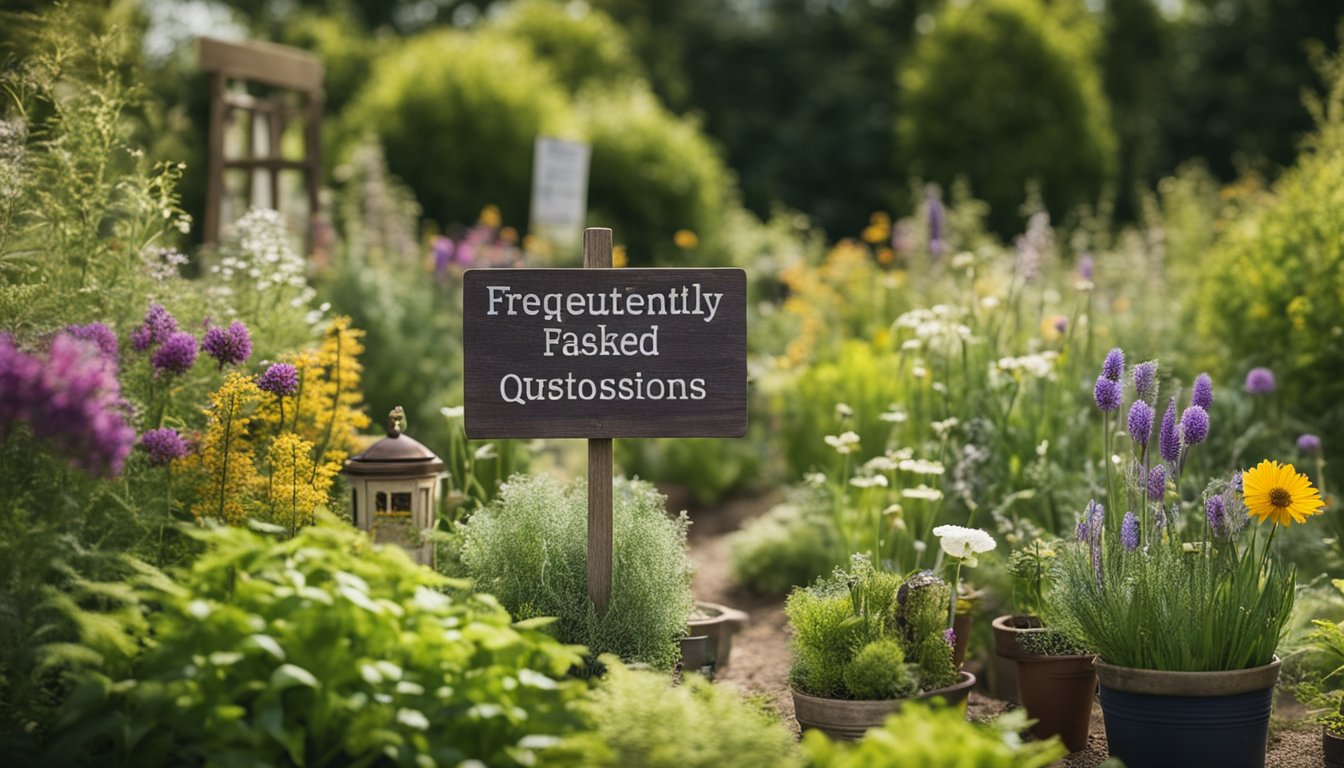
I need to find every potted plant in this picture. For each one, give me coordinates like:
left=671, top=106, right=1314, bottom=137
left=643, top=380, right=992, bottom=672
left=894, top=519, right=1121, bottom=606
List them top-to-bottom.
left=1048, top=351, right=1317, bottom=768
left=991, top=539, right=1096, bottom=752
left=787, top=555, right=976, bottom=740
left=1292, top=577, right=1344, bottom=767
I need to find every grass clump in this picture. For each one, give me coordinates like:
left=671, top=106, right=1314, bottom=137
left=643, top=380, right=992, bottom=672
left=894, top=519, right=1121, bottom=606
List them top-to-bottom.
left=460, top=474, right=694, bottom=670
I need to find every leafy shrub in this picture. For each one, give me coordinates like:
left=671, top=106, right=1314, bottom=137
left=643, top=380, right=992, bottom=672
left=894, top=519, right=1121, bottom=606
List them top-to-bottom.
left=489, top=0, right=642, bottom=95
left=896, top=0, right=1115, bottom=235
left=355, top=30, right=575, bottom=230
left=616, top=433, right=764, bottom=507
left=460, top=474, right=694, bottom=670
left=728, top=490, right=847, bottom=595
left=41, top=517, right=591, bottom=767
left=844, top=640, right=916, bottom=700
left=557, top=661, right=803, bottom=767
left=802, top=703, right=1066, bottom=768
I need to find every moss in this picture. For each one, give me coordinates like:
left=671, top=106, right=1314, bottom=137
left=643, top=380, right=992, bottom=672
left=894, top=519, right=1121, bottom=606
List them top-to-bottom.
left=844, top=640, right=917, bottom=700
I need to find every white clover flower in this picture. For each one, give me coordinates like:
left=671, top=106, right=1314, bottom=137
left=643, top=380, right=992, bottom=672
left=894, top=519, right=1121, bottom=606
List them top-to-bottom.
left=441, top=406, right=465, bottom=419
left=824, top=431, right=860, bottom=455
left=899, top=458, right=945, bottom=476
left=850, top=475, right=888, bottom=489
left=902, top=485, right=943, bottom=501
left=932, top=524, right=997, bottom=561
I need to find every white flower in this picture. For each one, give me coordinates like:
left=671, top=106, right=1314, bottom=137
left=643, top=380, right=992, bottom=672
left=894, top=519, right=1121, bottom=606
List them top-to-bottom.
left=950, top=251, right=974, bottom=270
left=980, top=296, right=1000, bottom=310
left=901, top=339, right=922, bottom=351
left=835, top=403, right=853, bottom=419
left=441, top=405, right=465, bottom=419
left=879, top=408, right=908, bottom=423
left=931, top=417, right=960, bottom=436
left=824, top=431, right=860, bottom=455
left=473, top=444, right=498, bottom=461
left=889, top=447, right=914, bottom=461
left=864, top=455, right=899, bottom=473
left=899, top=458, right=945, bottom=476
left=804, top=472, right=828, bottom=487
left=850, top=475, right=888, bottom=489
left=901, top=485, right=943, bottom=502
left=932, top=524, right=997, bottom=561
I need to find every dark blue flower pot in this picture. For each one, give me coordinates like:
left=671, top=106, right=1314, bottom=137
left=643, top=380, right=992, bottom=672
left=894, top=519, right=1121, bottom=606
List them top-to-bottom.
left=1095, top=658, right=1280, bottom=768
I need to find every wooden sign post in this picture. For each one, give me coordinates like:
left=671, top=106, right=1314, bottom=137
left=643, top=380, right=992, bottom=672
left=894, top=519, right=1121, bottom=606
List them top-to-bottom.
left=463, top=227, right=747, bottom=614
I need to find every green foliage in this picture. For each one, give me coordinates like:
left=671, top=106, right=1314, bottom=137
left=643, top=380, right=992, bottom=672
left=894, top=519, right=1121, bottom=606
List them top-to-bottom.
left=489, top=0, right=642, bottom=96
left=896, top=0, right=1116, bottom=235
left=354, top=30, right=575, bottom=230
left=580, top=84, right=729, bottom=266
left=616, top=433, right=763, bottom=507
left=460, top=474, right=694, bottom=670
left=728, top=492, right=847, bottom=595
left=41, top=516, right=591, bottom=767
left=1006, top=539, right=1060, bottom=618
left=897, top=573, right=960, bottom=690
left=786, top=579, right=867, bottom=697
left=1018, top=628, right=1092, bottom=657
left=844, top=640, right=916, bottom=700
left=558, top=660, right=803, bottom=768
left=802, top=702, right=1067, bottom=768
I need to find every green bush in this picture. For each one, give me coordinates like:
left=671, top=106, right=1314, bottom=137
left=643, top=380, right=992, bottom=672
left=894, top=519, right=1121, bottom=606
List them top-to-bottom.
left=489, top=0, right=642, bottom=96
left=896, top=0, right=1116, bottom=235
left=354, top=30, right=576, bottom=230
left=581, top=84, right=730, bottom=266
left=616, top=433, right=763, bottom=507
left=460, top=474, right=694, bottom=670
left=728, top=490, right=847, bottom=595
left=41, top=517, right=591, bottom=767
left=844, top=640, right=916, bottom=700
left=558, top=661, right=803, bottom=768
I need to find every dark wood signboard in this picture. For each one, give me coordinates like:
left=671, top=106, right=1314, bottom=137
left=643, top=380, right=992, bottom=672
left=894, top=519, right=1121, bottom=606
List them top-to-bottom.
left=463, top=268, right=747, bottom=439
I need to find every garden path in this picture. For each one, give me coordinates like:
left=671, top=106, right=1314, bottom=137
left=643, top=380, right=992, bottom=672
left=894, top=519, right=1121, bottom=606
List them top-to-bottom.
left=683, top=491, right=1323, bottom=767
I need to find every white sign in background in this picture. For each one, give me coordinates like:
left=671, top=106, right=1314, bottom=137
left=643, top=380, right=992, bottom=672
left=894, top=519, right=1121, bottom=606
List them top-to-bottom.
left=529, top=136, right=591, bottom=252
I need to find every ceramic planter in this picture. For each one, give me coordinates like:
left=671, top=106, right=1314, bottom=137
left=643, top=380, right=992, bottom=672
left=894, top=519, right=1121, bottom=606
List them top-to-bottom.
left=688, top=601, right=749, bottom=676
left=990, top=613, right=1036, bottom=703
left=991, top=615, right=1096, bottom=752
left=679, top=635, right=711, bottom=677
left=1095, top=657, right=1281, bottom=768
left=791, top=671, right=976, bottom=741
left=1325, top=727, right=1344, bottom=768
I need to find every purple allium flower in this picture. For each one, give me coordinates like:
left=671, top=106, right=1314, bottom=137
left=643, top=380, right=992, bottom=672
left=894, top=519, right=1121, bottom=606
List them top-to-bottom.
left=927, top=187, right=946, bottom=257
left=1078, top=253, right=1094, bottom=282
left=130, top=303, right=178, bottom=352
left=201, top=320, right=252, bottom=369
left=65, top=322, right=118, bottom=361
left=151, top=331, right=197, bottom=376
left=1101, top=348, right=1125, bottom=382
left=1133, top=361, right=1158, bottom=401
left=257, top=362, right=299, bottom=396
left=1244, top=367, right=1276, bottom=395
left=1191, top=373, right=1213, bottom=410
left=1095, top=377, right=1123, bottom=412
left=1159, top=397, right=1181, bottom=463
left=1128, top=400, right=1154, bottom=449
left=1180, top=405, right=1209, bottom=446
left=140, top=427, right=189, bottom=466
left=1298, top=434, right=1323, bottom=455
left=1148, top=464, right=1166, bottom=501
left=1206, top=495, right=1227, bottom=537
left=1121, top=511, right=1139, bottom=551
left=943, top=627, right=956, bottom=648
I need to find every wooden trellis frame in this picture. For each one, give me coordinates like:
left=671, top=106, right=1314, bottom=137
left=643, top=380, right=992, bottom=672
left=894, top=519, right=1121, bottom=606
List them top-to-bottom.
left=198, top=37, right=323, bottom=247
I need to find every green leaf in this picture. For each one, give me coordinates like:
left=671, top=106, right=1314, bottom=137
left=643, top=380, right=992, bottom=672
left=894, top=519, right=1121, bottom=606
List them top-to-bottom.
left=512, top=616, right=558, bottom=631
left=271, top=663, right=319, bottom=691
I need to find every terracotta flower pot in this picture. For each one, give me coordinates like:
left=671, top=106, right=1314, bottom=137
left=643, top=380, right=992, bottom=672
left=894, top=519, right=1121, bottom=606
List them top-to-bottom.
left=688, top=601, right=749, bottom=675
left=990, top=614, right=1037, bottom=703
left=991, top=615, right=1096, bottom=752
left=1095, top=657, right=1281, bottom=768
left=792, top=671, right=976, bottom=741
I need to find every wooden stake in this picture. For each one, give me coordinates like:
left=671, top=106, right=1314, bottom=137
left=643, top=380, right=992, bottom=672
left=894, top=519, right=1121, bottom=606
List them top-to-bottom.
left=583, top=227, right=614, bottom=614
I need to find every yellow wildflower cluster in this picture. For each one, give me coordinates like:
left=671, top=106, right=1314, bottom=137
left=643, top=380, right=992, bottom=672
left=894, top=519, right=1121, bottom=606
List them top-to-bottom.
left=777, top=238, right=900, bottom=369
left=189, top=373, right=263, bottom=524
left=265, top=432, right=334, bottom=533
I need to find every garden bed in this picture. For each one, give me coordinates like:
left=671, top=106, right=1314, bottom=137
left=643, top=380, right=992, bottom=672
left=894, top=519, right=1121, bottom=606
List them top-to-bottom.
left=687, top=492, right=1325, bottom=767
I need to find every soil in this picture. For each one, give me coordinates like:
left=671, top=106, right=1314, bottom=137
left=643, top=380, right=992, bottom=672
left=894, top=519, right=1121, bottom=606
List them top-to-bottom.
left=684, top=490, right=1326, bottom=767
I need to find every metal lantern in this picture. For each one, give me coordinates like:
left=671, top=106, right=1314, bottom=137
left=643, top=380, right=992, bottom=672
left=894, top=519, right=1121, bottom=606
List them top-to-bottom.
left=343, top=407, right=444, bottom=566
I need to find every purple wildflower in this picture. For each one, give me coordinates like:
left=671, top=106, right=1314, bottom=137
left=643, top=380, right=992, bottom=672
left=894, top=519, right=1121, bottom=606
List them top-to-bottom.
left=927, top=187, right=945, bottom=257
left=1078, top=253, right=1094, bottom=282
left=131, top=303, right=178, bottom=352
left=1054, top=316, right=1069, bottom=335
left=201, top=320, right=252, bottom=369
left=65, top=323, right=119, bottom=361
left=151, top=332, right=198, bottom=376
left=0, top=334, right=41, bottom=433
left=1101, top=348, right=1125, bottom=382
left=1133, top=361, right=1158, bottom=402
left=257, top=362, right=299, bottom=396
left=1244, top=367, right=1276, bottom=395
left=1191, top=373, right=1213, bottom=410
left=1095, top=377, right=1123, bottom=412
left=1159, top=397, right=1181, bottom=463
left=1128, top=400, right=1154, bottom=449
left=1180, top=405, right=1209, bottom=446
left=140, top=427, right=189, bottom=466
left=1298, top=434, right=1323, bottom=455
left=1148, top=464, right=1166, bottom=501
left=1232, top=471, right=1243, bottom=493
left=1206, top=495, right=1226, bottom=537
left=1086, top=500, right=1104, bottom=587
left=1121, top=511, right=1139, bottom=551
left=1075, top=515, right=1090, bottom=542
left=943, top=627, right=956, bottom=648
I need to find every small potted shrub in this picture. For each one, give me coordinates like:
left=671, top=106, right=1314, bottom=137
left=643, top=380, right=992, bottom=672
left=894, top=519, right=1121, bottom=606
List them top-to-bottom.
left=787, top=555, right=975, bottom=740
left=1295, top=579, right=1344, bottom=767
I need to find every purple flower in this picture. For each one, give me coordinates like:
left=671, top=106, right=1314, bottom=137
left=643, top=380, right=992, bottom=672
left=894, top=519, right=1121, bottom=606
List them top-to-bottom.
left=928, top=188, right=946, bottom=257
left=1078, top=253, right=1094, bottom=282
left=131, top=303, right=178, bottom=352
left=1053, top=316, right=1068, bottom=335
left=202, top=320, right=252, bottom=369
left=65, top=323, right=119, bottom=361
left=151, top=332, right=198, bottom=376
left=0, top=334, right=41, bottom=433
left=1101, top=348, right=1125, bottom=382
left=1133, top=361, right=1158, bottom=401
left=257, top=362, right=298, bottom=396
left=1244, top=367, right=1276, bottom=395
left=1191, top=373, right=1213, bottom=410
left=1095, top=377, right=1123, bottom=412
left=1159, top=397, right=1180, bottom=463
left=1128, top=400, right=1154, bottom=449
left=1180, top=405, right=1209, bottom=446
left=140, top=427, right=189, bottom=466
left=1298, top=434, right=1323, bottom=455
left=1148, top=464, right=1166, bottom=501
left=1232, top=471, right=1243, bottom=493
left=1206, top=495, right=1227, bottom=537
left=1086, top=500, right=1105, bottom=587
left=1121, top=511, right=1139, bottom=551
left=1075, top=516, right=1090, bottom=542
left=943, top=627, right=956, bottom=648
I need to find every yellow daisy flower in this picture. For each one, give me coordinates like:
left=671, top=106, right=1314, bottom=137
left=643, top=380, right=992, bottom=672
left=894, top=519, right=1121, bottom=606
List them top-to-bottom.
left=1242, top=459, right=1324, bottom=526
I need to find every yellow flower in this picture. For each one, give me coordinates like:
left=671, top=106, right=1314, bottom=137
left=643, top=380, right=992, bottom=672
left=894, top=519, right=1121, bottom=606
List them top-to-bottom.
left=479, top=205, right=501, bottom=229
left=673, top=229, right=698, bottom=249
left=612, top=245, right=628, bottom=268
left=1243, top=459, right=1324, bottom=526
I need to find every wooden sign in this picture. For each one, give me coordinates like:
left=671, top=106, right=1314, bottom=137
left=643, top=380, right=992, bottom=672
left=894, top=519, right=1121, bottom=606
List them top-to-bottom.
left=463, top=267, right=747, bottom=439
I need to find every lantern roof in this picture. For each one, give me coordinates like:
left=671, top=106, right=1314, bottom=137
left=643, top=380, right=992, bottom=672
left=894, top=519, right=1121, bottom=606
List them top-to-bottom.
left=343, top=407, right=445, bottom=476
